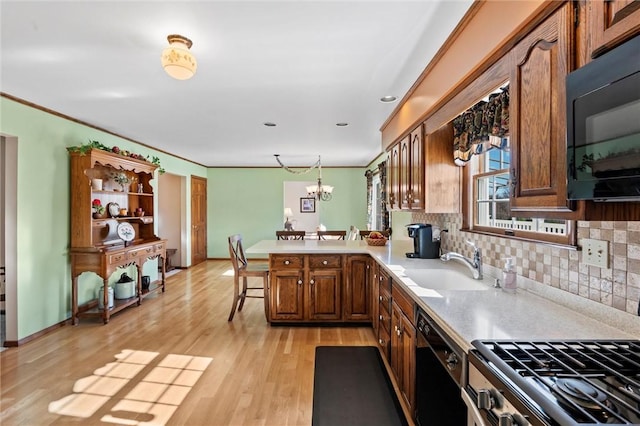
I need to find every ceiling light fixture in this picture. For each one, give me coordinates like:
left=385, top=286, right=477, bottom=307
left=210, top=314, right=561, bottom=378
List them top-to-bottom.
left=161, top=34, right=197, bottom=80
left=380, top=95, right=397, bottom=103
left=274, top=154, right=333, bottom=201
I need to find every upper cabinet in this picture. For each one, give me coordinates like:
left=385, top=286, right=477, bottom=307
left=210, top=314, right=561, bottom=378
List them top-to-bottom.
left=586, top=0, right=640, bottom=59
left=508, top=3, right=582, bottom=219
left=386, top=123, right=459, bottom=213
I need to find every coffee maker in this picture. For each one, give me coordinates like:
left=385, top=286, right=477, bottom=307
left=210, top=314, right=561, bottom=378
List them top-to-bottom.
left=406, top=223, right=440, bottom=259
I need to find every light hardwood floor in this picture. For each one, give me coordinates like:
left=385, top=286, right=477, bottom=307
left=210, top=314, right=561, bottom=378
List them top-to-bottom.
left=0, top=260, right=378, bottom=426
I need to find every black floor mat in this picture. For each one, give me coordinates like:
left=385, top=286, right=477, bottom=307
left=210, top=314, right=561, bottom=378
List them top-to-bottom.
left=312, top=346, right=408, bottom=426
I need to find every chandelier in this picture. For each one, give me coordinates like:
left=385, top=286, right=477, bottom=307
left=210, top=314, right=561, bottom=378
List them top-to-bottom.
left=161, top=34, right=197, bottom=80
left=275, top=154, right=334, bottom=201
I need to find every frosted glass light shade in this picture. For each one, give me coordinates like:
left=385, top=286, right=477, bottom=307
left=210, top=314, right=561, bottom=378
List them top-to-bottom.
left=161, top=34, right=197, bottom=80
left=284, top=208, right=293, bottom=217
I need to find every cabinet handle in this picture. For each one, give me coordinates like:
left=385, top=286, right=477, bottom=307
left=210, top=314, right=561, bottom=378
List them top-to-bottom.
left=284, top=260, right=290, bottom=265
left=322, top=260, right=328, bottom=265
left=310, top=279, right=315, bottom=285
left=297, top=280, right=303, bottom=285
left=379, top=295, right=383, bottom=301
left=379, top=315, right=383, bottom=321
left=396, top=328, right=402, bottom=337
left=379, top=338, right=385, bottom=345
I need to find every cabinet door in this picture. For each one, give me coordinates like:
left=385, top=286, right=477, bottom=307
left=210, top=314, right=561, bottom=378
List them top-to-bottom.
left=587, top=0, right=640, bottom=58
left=509, top=4, right=581, bottom=219
left=425, top=123, right=460, bottom=213
left=409, top=125, right=424, bottom=210
left=399, top=136, right=411, bottom=210
left=387, top=143, right=400, bottom=210
left=344, top=255, right=371, bottom=321
left=308, top=269, right=341, bottom=321
left=270, top=270, right=304, bottom=321
left=390, top=305, right=402, bottom=381
left=399, top=313, right=416, bottom=411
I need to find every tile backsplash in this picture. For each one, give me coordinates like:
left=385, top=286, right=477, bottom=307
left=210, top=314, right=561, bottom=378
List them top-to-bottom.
left=411, top=212, right=640, bottom=317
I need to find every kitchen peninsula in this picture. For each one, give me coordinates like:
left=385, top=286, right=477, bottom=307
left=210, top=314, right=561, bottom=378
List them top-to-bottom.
left=247, top=239, right=639, bottom=348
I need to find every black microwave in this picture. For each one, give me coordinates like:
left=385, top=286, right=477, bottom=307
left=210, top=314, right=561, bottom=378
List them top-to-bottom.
left=567, top=34, right=640, bottom=201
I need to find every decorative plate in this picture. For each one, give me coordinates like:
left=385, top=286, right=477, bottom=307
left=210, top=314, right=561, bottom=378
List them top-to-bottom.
left=107, top=202, right=120, bottom=218
left=117, top=222, right=135, bottom=242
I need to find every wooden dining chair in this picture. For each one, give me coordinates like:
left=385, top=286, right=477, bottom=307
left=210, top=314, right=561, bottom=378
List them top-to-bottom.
left=276, top=230, right=305, bottom=240
left=317, top=230, right=346, bottom=240
left=227, top=234, right=269, bottom=321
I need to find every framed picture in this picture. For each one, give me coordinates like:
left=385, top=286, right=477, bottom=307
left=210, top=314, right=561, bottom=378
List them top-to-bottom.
left=300, top=197, right=316, bottom=213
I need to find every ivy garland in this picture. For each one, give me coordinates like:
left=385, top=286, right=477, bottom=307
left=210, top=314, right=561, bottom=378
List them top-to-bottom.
left=67, top=140, right=165, bottom=174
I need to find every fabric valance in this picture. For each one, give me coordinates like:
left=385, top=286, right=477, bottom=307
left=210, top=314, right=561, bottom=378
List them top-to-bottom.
left=452, top=85, right=509, bottom=165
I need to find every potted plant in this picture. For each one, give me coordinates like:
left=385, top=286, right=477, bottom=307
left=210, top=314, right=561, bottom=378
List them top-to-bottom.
left=110, top=172, right=131, bottom=192
left=92, top=199, right=106, bottom=219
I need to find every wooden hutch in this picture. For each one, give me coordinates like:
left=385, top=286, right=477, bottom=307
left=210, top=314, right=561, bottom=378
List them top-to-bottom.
left=69, top=148, right=167, bottom=324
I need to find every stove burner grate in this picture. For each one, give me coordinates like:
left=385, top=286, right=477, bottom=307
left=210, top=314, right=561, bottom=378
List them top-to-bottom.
left=473, top=339, right=640, bottom=425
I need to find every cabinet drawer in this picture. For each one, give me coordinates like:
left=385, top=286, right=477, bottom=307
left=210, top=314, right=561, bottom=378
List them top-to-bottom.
left=127, top=246, right=154, bottom=258
left=109, top=252, right=127, bottom=265
left=270, top=255, right=304, bottom=269
left=309, top=255, right=342, bottom=269
left=379, top=268, right=391, bottom=293
left=392, top=281, right=415, bottom=324
left=379, top=285, right=391, bottom=315
left=378, top=307, right=391, bottom=334
left=378, top=326, right=391, bottom=359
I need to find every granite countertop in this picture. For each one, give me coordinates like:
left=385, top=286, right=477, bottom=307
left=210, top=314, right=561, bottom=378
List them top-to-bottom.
left=246, top=239, right=640, bottom=352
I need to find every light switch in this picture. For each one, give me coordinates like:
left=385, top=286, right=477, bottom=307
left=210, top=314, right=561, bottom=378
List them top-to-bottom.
left=582, top=239, right=609, bottom=268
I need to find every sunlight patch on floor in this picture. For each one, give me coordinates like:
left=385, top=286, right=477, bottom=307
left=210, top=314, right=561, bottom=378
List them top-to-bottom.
left=222, top=269, right=235, bottom=277
left=48, top=349, right=212, bottom=425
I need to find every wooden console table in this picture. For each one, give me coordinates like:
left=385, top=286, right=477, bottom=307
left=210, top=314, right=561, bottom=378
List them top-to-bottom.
left=70, top=239, right=166, bottom=324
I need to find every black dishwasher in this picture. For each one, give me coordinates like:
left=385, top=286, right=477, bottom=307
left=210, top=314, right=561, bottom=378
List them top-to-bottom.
left=415, top=307, right=467, bottom=426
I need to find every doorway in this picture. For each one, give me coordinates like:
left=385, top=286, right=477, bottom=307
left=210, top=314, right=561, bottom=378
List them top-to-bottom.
left=1, top=135, right=18, bottom=348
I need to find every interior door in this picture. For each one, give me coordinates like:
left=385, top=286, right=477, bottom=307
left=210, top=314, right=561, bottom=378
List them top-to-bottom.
left=190, top=175, right=207, bottom=266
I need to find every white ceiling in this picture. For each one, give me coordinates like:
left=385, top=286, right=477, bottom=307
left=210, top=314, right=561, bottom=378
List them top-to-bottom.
left=0, top=0, right=473, bottom=167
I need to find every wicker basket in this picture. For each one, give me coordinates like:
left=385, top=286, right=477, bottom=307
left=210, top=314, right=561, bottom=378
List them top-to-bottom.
left=365, top=237, right=388, bottom=246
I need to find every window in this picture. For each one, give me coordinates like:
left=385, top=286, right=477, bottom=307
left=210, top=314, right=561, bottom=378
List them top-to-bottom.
left=468, top=136, right=572, bottom=244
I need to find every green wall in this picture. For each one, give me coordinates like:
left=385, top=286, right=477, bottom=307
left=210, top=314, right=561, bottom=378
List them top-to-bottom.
left=0, top=96, right=371, bottom=341
left=0, top=97, right=207, bottom=340
left=208, top=167, right=368, bottom=258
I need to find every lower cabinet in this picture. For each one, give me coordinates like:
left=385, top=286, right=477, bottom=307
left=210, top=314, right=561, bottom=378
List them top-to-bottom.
left=269, top=254, right=369, bottom=322
left=344, top=255, right=372, bottom=321
left=380, top=278, right=416, bottom=417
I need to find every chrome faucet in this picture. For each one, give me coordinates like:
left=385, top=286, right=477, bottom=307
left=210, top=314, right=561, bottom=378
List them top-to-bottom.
left=440, top=240, right=483, bottom=280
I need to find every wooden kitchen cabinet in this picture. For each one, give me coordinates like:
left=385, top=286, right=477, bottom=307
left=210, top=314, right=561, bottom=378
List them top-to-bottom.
left=585, top=0, right=640, bottom=59
left=509, top=3, right=582, bottom=219
left=424, top=122, right=460, bottom=213
left=387, top=140, right=401, bottom=210
left=69, top=148, right=166, bottom=324
left=269, top=254, right=342, bottom=322
left=344, top=255, right=372, bottom=321
left=390, top=281, right=416, bottom=413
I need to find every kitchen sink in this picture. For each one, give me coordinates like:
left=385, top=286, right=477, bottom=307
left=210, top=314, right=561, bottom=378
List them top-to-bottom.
left=402, top=269, right=489, bottom=291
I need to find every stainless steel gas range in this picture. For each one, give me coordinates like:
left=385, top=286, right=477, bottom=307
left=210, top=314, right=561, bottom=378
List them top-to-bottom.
left=464, top=340, right=640, bottom=426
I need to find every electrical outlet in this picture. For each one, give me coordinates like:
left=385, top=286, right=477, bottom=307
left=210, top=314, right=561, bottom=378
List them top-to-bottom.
left=582, top=238, right=609, bottom=268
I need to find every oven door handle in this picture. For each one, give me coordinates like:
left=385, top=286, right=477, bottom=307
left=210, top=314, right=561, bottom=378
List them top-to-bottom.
left=461, top=388, right=488, bottom=426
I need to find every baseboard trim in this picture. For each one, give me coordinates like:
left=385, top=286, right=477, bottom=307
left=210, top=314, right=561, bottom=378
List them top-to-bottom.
left=3, top=318, right=71, bottom=348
